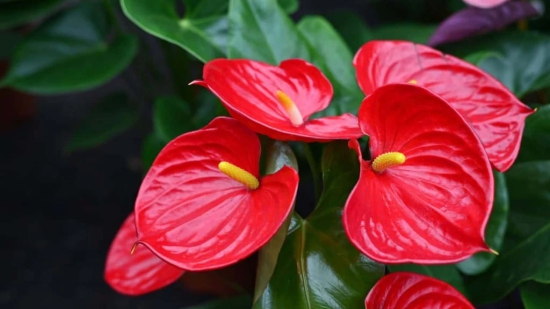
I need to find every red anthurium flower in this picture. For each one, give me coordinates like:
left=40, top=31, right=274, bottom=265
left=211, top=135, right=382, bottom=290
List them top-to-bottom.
left=463, top=0, right=508, bottom=8
left=353, top=40, right=534, bottom=172
left=190, top=59, right=362, bottom=142
left=343, top=84, right=494, bottom=264
left=134, top=117, right=299, bottom=271
left=104, top=213, right=184, bottom=295
left=366, top=272, right=475, bottom=308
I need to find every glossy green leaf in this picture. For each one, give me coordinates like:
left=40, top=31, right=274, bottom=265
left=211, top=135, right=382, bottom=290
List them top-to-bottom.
left=0, top=0, right=63, bottom=30
left=121, top=0, right=227, bottom=62
left=228, top=0, right=310, bottom=64
left=0, top=2, right=138, bottom=94
left=325, top=11, right=373, bottom=52
left=297, top=16, right=363, bottom=116
left=373, top=23, right=437, bottom=44
left=443, top=31, right=550, bottom=97
left=463, top=51, right=503, bottom=66
left=65, top=94, right=138, bottom=153
left=153, top=96, right=192, bottom=142
left=517, top=105, right=550, bottom=162
left=141, top=132, right=166, bottom=171
left=254, top=140, right=298, bottom=303
left=253, top=141, right=384, bottom=309
left=504, top=161, right=550, bottom=251
left=457, top=171, right=509, bottom=275
left=464, top=222, right=550, bottom=305
left=388, top=264, right=466, bottom=295
left=521, top=281, right=550, bottom=309
left=184, top=295, right=252, bottom=309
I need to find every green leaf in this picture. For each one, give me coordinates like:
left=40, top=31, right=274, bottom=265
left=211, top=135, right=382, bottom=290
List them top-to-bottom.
left=0, top=0, right=64, bottom=30
left=121, top=0, right=227, bottom=62
left=228, top=0, right=310, bottom=64
left=276, top=0, right=298, bottom=14
left=0, top=2, right=138, bottom=94
left=325, top=11, right=373, bottom=52
left=297, top=16, right=363, bottom=116
left=373, top=23, right=437, bottom=44
left=0, top=30, right=22, bottom=59
left=443, top=31, right=550, bottom=97
left=462, top=51, right=503, bottom=66
left=65, top=93, right=138, bottom=153
left=153, top=96, right=192, bottom=142
left=517, top=105, right=550, bottom=163
left=141, top=132, right=166, bottom=171
left=254, top=140, right=298, bottom=303
left=253, top=141, right=384, bottom=309
left=504, top=161, right=550, bottom=251
left=457, top=171, right=509, bottom=275
left=464, top=222, right=550, bottom=305
left=388, top=264, right=466, bottom=295
left=521, top=281, right=550, bottom=309
left=184, top=295, right=252, bottom=309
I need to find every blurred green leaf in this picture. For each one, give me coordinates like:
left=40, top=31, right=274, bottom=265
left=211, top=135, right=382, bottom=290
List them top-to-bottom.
left=0, top=0, right=64, bottom=30
left=122, top=0, right=227, bottom=62
left=228, top=0, right=310, bottom=64
left=276, top=0, right=298, bottom=14
left=0, top=2, right=138, bottom=94
left=325, top=11, right=373, bottom=52
left=297, top=16, right=363, bottom=116
left=373, top=23, right=437, bottom=44
left=0, top=31, right=22, bottom=59
left=443, top=31, right=550, bottom=97
left=463, top=51, right=503, bottom=65
left=65, top=93, right=138, bottom=153
left=153, top=96, right=192, bottom=142
left=517, top=106, right=550, bottom=162
left=141, top=132, right=166, bottom=171
left=254, top=140, right=298, bottom=303
left=253, top=141, right=384, bottom=309
left=457, top=171, right=509, bottom=275
left=465, top=222, right=550, bottom=305
left=388, top=264, right=466, bottom=294
left=521, top=281, right=550, bottom=309
left=184, top=295, right=252, bottom=309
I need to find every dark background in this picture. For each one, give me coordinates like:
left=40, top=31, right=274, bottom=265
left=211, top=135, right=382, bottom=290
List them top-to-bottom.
left=0, top=0, right=523, bottom=308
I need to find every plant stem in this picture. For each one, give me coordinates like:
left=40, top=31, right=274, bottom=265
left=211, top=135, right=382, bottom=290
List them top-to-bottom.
left=302, top=142, right=321, bottom=200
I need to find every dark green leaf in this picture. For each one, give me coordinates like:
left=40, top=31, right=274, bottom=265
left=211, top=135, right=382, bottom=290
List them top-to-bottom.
left=0, top=0, right=63, bottom=30
left=121, top=0, right=227, bottom=62
left=228, top=0, right=310, bottom=64
left=277, top=0, right=298, bottom=14
left=0, top=2, right=138, bottom=94
left=325, top=11, right=373, bottom=52
left=297, top=16, right=363, bottom=116
left=373, top=23, right=437, bottom=44
left=0, top=30, right=22, bottom=59
left=443, top=31, right=550, bottom=97
left=462, top=51, right=503, bottom=65
left=65, top=93, right=138, bottom=153
left=153, top=96, right=192, bottom=142
left=517, top=105, right=550, bottom=162
left=141, top=132, right=166, bottom=171
left=254, top=140, right=298, bottom=303
left=253, top=141, right=384, bottom=309
left=504, top=161, right=550, bottom=251
left=457, top=171, right=509, bottom=275
left=464, top=222, right=550, bottom=305
left=388, top=264, right=466, bottom=295
left=521, top=281, right=550, bottom=309
left=184, top=295, right=252, bottom=309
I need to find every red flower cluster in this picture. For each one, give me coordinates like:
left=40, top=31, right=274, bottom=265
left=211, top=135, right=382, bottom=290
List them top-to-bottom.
left=104, top=41, right=532, bottom=303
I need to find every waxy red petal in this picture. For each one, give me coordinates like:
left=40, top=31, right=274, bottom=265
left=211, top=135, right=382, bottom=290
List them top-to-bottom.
left=463, top=0, right=508, bottom=8
left=353, top=40, right=533, bottom=172
left=193, top=58, right=361, bottom=142
left=343, top=84, right=493, bottom=264
left=134, top=117, right=299, bottom=271
left=104, top=213, right=184, bottom=295
left=365, top=272, right=474, bottom=309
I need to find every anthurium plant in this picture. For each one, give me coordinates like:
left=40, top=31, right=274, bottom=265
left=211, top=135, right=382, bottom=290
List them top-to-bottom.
left=3, top=0, right=550, bottom=308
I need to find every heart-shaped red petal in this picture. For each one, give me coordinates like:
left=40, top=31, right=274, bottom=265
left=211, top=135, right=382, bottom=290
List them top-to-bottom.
left=353, top=40, right=533, bottom=172
left=193, top=58, right=361, bottom=142
left=343, top=84, right=493, bottom=264
left=135, top=117, right=299, bottom=271
left=104, top=213, right=184, bottom=295
left=365, top=272, right=474, bottom=308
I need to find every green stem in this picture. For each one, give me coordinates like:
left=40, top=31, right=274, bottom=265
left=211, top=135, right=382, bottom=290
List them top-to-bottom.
left=302, top=143, right=321, bottom=200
